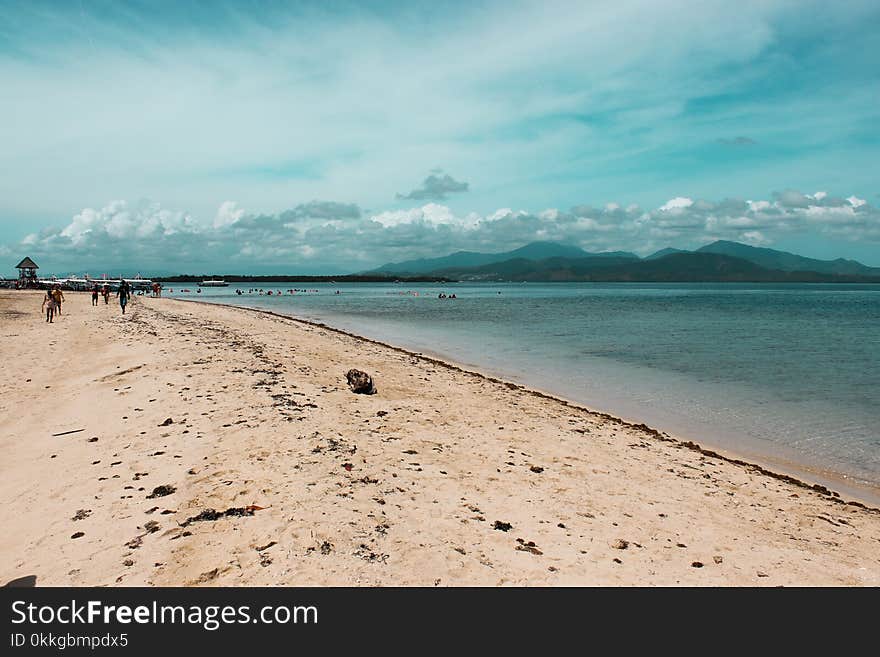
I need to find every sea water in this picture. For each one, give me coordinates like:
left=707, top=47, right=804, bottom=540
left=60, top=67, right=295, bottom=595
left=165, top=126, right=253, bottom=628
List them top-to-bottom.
left=178, top=282, right=880, bottom=501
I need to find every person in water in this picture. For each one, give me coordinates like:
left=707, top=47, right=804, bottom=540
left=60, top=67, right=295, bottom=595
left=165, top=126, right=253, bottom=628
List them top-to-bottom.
left=116, top=281, right=131, bottom=314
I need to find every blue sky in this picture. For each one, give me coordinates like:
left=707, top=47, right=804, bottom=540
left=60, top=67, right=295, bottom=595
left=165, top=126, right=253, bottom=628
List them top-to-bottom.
left=1, top=0, right=878, bottom=274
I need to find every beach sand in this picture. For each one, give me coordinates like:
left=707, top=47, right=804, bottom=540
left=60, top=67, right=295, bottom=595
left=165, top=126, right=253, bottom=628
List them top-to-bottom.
left=1, top=289, right=878, bottom=586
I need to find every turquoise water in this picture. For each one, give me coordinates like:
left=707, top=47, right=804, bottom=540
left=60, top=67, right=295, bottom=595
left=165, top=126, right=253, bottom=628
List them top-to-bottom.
left=174, top=282, right=880, bottom=499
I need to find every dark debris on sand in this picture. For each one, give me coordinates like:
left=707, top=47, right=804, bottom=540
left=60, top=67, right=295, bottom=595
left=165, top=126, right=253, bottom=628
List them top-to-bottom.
left=146, top=485, right=176, bottom=499
left=180, top=506, right=262, bottom=527
left=515, top=538, right=543, bottom=555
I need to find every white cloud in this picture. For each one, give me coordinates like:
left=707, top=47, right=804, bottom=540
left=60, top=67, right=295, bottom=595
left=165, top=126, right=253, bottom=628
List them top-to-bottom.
left=9, top=187, right=880, bottom=274
left=847, top=195, right=866, bottom=208
left=659, top=197, right=694, bottom=212
left=57, top=201, right=196, bottom=244
left=214, top=201, right=246, bottom=228
left=369, top=203, right=472, bottom=228
left=420, top=204, right=459, bottom=225
left=369, top=208, right=421, bottom=228
left=486, top=208, right=517, bottom=222
left=741, top=230, right=770, bottom=246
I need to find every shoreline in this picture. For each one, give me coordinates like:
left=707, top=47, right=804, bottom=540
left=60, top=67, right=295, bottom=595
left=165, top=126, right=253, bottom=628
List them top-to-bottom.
left=2, top=289, right=879, bottom=586
left=176, top=295, right=880, bottom=511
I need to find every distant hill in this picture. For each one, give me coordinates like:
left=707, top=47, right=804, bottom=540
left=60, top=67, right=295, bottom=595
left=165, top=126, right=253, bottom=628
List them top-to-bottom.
left=356, top=239, right=880, bottom=282
left=696, top=240, right=880, bottom=276
left=370, top=241, right=637, bottom=275
left=645, top=247, right=688, bottom=260
left=371, top=250, right=506, bottom=275
left=409, top=252, right=880, bottom=283
left=575, top=252, right=857, bottom=282
left=432, top=255, right=637, bottom=280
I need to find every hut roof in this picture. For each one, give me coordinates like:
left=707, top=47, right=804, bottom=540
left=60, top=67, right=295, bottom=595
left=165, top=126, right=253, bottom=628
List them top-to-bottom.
left=15, top=257, right=38, bottom=269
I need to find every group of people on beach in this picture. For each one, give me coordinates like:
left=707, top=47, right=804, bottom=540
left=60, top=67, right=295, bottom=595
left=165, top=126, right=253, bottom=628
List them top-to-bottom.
left=43, top=280, right=133, bottom=323
left=90, top=284, right=111, bottom=306
left=41, top=286, right=65, bottom=323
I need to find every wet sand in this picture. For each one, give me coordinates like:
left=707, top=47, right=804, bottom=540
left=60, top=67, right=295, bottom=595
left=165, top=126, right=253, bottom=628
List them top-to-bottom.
left=1, top=289, right=878, bottom=586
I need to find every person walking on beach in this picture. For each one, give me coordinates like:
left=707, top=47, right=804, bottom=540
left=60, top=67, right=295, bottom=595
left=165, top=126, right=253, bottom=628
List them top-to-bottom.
left=117, top=280, right=131, bottom=314
left=91, top=284, right=100, bottom=306
left=51, top=285, right=64, bottom=316
left=102, top=285, right=110, bottom=304
left=41, top=289, right=56, bottom=323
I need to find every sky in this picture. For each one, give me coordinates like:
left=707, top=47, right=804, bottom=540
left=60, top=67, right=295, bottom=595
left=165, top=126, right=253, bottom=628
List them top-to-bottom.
left=1, top=0, right=878, bottom=275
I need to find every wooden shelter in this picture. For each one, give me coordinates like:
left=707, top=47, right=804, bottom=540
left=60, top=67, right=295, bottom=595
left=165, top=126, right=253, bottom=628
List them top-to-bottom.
left=15, top=257, right=39, bottom=286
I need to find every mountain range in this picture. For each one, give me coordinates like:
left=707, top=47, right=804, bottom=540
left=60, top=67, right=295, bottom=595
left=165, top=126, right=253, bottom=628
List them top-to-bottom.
left=364, top=240, right=880, bottom=282
left=369, top=241, right=638, bottom=275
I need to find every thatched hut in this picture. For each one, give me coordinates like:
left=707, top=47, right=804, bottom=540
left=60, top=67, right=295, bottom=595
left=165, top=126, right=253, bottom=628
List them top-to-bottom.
left=15, top=257, right=39, bottom=287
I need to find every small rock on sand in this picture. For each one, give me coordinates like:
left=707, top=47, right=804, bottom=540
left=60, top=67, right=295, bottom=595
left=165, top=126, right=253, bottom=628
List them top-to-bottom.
left=345, top=369, right=376, bottom=394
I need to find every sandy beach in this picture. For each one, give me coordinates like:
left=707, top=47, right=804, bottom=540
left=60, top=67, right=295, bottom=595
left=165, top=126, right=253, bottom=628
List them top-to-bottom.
left=1, top=289, right=878, bottom=586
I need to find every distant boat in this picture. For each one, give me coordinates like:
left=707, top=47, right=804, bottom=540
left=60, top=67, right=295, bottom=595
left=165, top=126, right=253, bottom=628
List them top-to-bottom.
left=199, top=279, right=229, bottom=287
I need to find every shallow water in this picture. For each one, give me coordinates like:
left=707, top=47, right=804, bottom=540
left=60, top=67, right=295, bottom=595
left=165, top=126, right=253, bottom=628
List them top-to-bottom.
left=176, top=282, right=880, bottom=497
